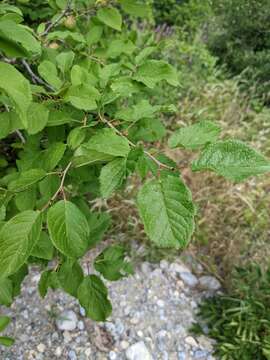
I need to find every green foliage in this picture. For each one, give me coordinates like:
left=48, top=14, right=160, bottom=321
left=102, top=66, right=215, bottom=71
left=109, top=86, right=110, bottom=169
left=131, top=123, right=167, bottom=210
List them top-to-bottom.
left=0, top=0, right=269, bottom=346
left=194, top=264, right=270, bottom=359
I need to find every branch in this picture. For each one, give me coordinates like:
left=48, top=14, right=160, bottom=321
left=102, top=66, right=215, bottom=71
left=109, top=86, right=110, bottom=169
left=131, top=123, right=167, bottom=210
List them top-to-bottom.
left=40, top=0, right=72, bottom=37
left=21, top=60, right=55, bottom=91
left=99, top=113, right=174, bottom=171
left=41, top=161, right=72, bottom=211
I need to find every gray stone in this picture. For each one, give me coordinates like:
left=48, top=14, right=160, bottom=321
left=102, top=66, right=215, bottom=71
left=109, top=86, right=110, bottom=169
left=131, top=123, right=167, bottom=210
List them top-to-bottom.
left=180, top=272, right=198, bottom=288
left=199, top=276, right=221, bottom=291
left=56, top=310, right=78, bottom=331
left=126, top=341, right=153, bottom=360
left=68, top=350, right=77, bottom=360
left=194, top=350, right=209, bottom=359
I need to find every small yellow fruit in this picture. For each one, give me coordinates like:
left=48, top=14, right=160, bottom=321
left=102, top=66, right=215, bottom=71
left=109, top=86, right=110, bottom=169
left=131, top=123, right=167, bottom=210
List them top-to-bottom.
left=64, top=15, right=76, bottom=29
left=48, top=42, right=60, bottom=49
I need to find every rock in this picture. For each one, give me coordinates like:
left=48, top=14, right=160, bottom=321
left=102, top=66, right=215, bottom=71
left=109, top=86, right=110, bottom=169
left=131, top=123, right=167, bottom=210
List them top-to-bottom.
left=170, top=262, right=190, bottom=274
left=180, top=272, right=198, bottom=288
left=199, top=276, right=221, bottom=291
left=79, top=306, right=86, bottom=317
left=56, top=310, right=78, bottom=331
left=78, top=320, right=85, bottom=331
left=185, top=336, right=198, bottom=347
left=120, top=340, right=129, bottom=350
left=126, top=341, right=153, bottom=360
left=37, top=343, right=46, bottom=353
left=55, top=347, right=62, bottom=357
left=68, top=350, right=77, bottom=360
left=194, top=350, right=209, bottom=359
left=109, top=351, right=117, bottom=360
left=178, top=352, right=186, bottom=360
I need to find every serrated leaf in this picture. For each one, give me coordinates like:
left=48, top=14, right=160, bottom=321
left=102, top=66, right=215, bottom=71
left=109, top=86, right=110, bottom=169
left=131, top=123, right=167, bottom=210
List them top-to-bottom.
left=119, top=0, right=152, bottom=18
left=97, top=7, right=122, bottom=31
left=0, top=20, right=41, bottom=58
left=135, top=47, right=156, bottom=65
left=56, top=51, right=74, bottom=74
left=38, top=60, right=62, bottom=90
left=134, top=60, right=179, bottom=89
left=0, top=62, right=31, bottom=125
left=64, top=84, right=100, bottom=111
left=115, top=100, right=159, bottom=123
left=26, top=102, right=49, bottom=135
left=129, top=118, right=166, bottom=142
left=168, top=121, right=221, bottom=149
left=67, top=127, right=86, bottom=150
left=192, top=140, right=270, bottom=181
left=40, top=142, right=66, bottom=171
left=100, top=158, right=126, bottom=198
left=8, top=169, right=46, bottom=192
left=137, top=171, right=195, bottom=248
left=47, top=200, right=90, bottom=258
left=0, top=210, right=42, bottom=278
left=88, top=212, right=111, bottom=248
left=30, top=231, right=54, bottom=260
left=94, top=245, right=133, bottom=281
left=57, top=259, right=83, bottom=297
left=77, top=275, right=112, bottom=321
left=0, top=278, right=13, bottom=306
left=0, top=316, right=10, bottom=332
left=0, top=336, right=14, bottom=347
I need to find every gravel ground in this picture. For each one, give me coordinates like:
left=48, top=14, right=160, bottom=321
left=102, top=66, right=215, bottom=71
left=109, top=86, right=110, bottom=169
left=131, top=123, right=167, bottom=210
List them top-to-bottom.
left=0, top=256, right=220, bottom=360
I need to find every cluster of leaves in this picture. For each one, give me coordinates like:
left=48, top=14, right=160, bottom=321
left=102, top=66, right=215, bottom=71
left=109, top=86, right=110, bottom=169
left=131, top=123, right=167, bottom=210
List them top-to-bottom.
left=0, top=0, right=270, bottom=344
left=193, top=264, right=270, bottom=359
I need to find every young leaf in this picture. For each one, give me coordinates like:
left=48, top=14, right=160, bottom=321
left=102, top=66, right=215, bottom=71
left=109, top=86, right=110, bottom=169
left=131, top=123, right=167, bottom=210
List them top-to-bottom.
left=97, top=7, right=122, bottom=31
left=56, top=51, right=75, bottom=74
left=38, top=60, right=62, bottom=90
left=134, top=60, right=179, bottom=88
left=0, top=62, right=31, bottom=126
left=64, top=84, right=100, bottom=111
left=115, top=100, right=159, bottom=123
left=26, top=103, right=49, bottom=135
left=168, top=121, right=221, bottom=149
left=67, top=127, right=86, bottom=150
left=192, top=140, right=270, bottom=182
left=99, top=158, right=126, bottom=198
left=8, top=169, right=46, bottom=192
left=137, top=171, right=196, bottom=249
left=47, top=200, right=90, bottom=258
left=0, top=210, right=42, bottom=278
left=30, top=231, right=54, bottom=260
left=94, top=245, right=133, bottom=281
left=57, top=259, right=84, bottom=297
left=77, top=275, right=112, bottom=321
left=0, top=316, right=10, bottom=332
left=0, top=336, right=14, bottom=347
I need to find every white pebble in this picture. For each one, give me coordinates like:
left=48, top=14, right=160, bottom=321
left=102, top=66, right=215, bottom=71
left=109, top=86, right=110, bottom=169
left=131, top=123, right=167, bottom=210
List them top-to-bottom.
left=126, top=341, right=153, bottom=360
left=37, top=343, right=45, bottom=353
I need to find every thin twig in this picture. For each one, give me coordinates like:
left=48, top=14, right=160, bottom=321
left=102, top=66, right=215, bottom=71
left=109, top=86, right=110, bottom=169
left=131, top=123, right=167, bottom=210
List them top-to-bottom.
left=40, top=0, right=72, bottom=37
left=21, top=59, right=55, bottom=91
left=99, top=113, right=174, bottom=170
left=15, top=130, right=26, bottom=144
left=41, top=161, right=72, bottom=211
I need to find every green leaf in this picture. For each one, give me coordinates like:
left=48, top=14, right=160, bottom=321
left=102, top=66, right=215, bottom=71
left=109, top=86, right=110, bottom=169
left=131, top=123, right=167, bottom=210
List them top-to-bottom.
left=119, top=0, right=152, bottom=18
left=97, top=7, right=122, bottom=31
left=0, top=20, right=41, bottom=58
left=86, top=24, right=103, bottom=46
left=47, top=30, right=85, bottom=43
left=56, top=51, right=74, bottom=74
left=38, top=60, right=62, bottom=90
left=134, top=60, right=179, bottom=89
left=0, top=62, right=32, bottom=126
left=64, top=84, right=100, bottom=111
left=115, top=100, right=159, bottom=123
left=26, top=102, right=49, bottom=135
left=0, top=111, right=23, bottom=140
left=129, top=118, right=166, bottom=142
left=168, top=121, right=221, bottom=149
left=67, top=127, right=86, bottom=150
left=74, top=128, right=130, bottom=167
left=192, top=140, right=270, bottom=181
left=40, top=142, right=66, bottom=171
left=100, top=158, right=126, bottom=198
left=8, top=169, right=46, bottom=192
left=137, top=171, right=195, bottom=248
left=15, top=188, right=36, bottom=211
left=47, top=200, right=90, bottom=258
left=0, top=210, right=42, bottom=278
left=88, top=212, right=111, bottom=248
left=30, top=231, right=54, bottom=260
left=94, top=245, right=133, bottom=281
left=57, top=259, right=84, bottom=297
left=9, top=264, right=28, bottom=297
left=38, top=270, right=59, bottom=298
left=77, top=275, right=112, bottom=321
left=0, top=278, right=13, bottom=306
left=0, top=316, right=10, bottom=332
left=0, top=336, right=14, bottom=347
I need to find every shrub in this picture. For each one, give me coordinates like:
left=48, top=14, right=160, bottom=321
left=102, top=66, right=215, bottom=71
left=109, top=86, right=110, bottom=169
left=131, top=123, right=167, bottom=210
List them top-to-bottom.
left=0, top=0, right=270, bottom=345
left=193, top=264, right=270, bottom=359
